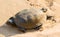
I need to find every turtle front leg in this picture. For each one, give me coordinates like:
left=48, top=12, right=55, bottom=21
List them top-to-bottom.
left=33, top=24, right=42, bottom=30
left=18, top=26, right=27, bottom=33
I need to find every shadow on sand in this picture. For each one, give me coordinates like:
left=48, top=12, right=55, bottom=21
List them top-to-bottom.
left=0, top=22, right=40, bottom=37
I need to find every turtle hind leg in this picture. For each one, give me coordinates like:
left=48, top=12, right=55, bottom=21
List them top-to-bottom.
left=6, top=17, right=17, bottom=27
left=9, top=17, right=15, bottom=24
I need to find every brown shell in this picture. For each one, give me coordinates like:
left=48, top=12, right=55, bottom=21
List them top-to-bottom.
left=14, top=9, right=41, bottom=29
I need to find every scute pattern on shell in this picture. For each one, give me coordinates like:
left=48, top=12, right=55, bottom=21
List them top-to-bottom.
left=14, top=9, right=42, bottom=29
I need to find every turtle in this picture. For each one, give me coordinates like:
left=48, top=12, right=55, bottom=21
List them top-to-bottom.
left=7, top=9, right=43, bottom=32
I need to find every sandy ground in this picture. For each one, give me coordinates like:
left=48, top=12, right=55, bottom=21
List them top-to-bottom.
left=0, top=0, right=60, bottom=37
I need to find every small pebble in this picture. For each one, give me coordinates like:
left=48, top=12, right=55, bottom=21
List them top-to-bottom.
left=41, top=8, right=47, bottom=12
left=46, top=15, right=53, bottom=20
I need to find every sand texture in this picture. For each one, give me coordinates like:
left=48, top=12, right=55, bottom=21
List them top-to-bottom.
left=0, top=0, right=60, bottom=37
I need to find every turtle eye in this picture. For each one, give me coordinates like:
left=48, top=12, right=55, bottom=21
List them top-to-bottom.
left=41, top=8, right=47, bottom=13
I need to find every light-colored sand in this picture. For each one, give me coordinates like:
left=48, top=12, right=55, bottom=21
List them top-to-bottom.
left=0, top=0, right=60, bottom=37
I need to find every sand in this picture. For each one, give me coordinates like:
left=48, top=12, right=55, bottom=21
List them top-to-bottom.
left=0, top=0, right=60, bottom=37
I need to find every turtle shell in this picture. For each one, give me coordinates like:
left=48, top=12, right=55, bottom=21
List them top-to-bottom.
left=13, top=9, right=42, bottom=29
